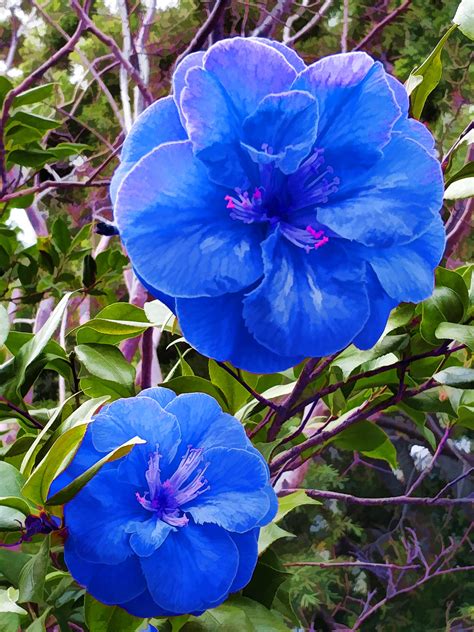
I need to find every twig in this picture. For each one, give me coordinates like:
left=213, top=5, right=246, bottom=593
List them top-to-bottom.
left=175, top=0, right=229, bottom=65
left=252, top=0, right=295, bottom=38
left=284, top=0, right=334, bottom=46
left=341, top=0, right=350, bottom=52
left=353, top=0, right=412, bottom=51
left=0, top=179, right=111, bottom=203
left=140, top=326, right=154, bottom=390
left=216, top=362, right=280, bottom=411
left=0, top=396, right=43, bottom=430
left=405, top=424, right=452, bottom=496
left=285, top=488, right=474, bottom=507
left=284, top=561, right=421, bottom=570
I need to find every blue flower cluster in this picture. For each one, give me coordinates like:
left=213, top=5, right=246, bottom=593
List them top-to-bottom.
left=113, top=38, right=445, bottom=374
left=52, top=389, right=276, bottom=616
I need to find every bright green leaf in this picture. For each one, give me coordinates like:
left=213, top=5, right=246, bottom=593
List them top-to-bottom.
left=453, top=0, right=474, bottom=39
left=13, top=84, right=54, bottom=107
left=444, top=176, right=474, bottom=200
left=0, top=303, right=9, bottom=347
left=435, top=322, right=474, bottom=350
left=75, top=344, right=135, bottom=392
left=434, top=366, right=474, bottom=388
left=275, top=490, right=321, bottom=523
left=258, top=523, right=295, bottom=554
left=84, top=594, right=144, bottom=632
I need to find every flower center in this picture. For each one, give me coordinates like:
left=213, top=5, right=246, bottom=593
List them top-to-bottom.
left=225, top=148, right=338, bottom=253
left=136, top=447, right=209, bottom=527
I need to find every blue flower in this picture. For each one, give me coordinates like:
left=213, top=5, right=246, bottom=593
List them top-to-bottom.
left=113, top=38, right=445, bottom=373
left=50, top=388, right=276, bottom=616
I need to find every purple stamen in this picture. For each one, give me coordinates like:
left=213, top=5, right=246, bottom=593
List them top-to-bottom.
left=136, top=447, right=209, bottom=528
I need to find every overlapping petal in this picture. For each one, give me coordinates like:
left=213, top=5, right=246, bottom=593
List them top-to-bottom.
left=115, top=140, right=265, bottom=297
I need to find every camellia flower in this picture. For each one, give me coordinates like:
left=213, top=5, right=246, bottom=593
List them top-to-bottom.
left=112, top=38, right=445, bottom=373
left=50, top=388, right=276, bottom=616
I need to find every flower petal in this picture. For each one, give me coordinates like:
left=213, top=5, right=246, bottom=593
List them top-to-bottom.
left=203, top=37, right=297, bottom=121
left=251, top=38, right=306, bottom=72
left=172, top=51, right=205, bottom=124
left=293, top=52, right=400, bottom=153
left=242, top=90, right=318, bottom=174
left=110, top=96, right=186, bottom=203
left=320, top=134, right=444, bottom=247
left=115, top=140, right=265, bottom=297
left=366, top=213, right=446, bottom=303
left=243, top=232, right=370, bottom=357
left=353, top=268, right=398, bottom=350
left=176, top=291, right=305, bottom=374
left=138, top=386, right=176, bottom=408
left=164, top=393, right=249, bottom=458
left=91, top=397, right=181, bottom=468
left=184, top=447, right=272, bottom=532
left=65, top=470, right=144, bottom=565
left=128, top=517, right=174, bottom=558
left=140, top=523, right=239, bottom=613
left=228, top=528, right=259, bottom=592
left=64, top=540, right=146, bottom=604
left=121, top=588, right=178, bottom=618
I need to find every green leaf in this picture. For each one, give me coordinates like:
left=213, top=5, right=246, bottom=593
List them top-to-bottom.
left=453, top=0, right=474, bottom=39
left=407, top=24, right=457, bottom=119
left=0, top=76, right=13, bottom=106
left=13, top=84, right=54, bottom=107
left=6, top=111, right=59, bottom=132
left=47, top=142, right=90, bottom=159
left=7, top=147, right=57, bottom=169
left=445, top=160, right=474, bottom=187
left=444, top=176, right=474, bottom=200
left=52, top=217, right=71, bottom=254
left=421, top=268, right=469, bottom=344
left=12, top=293, right=71, bottom=396
left=75, top=302, right=150, bottom=344
left=0, top=303, right=9, bottom=347
left=435, top=322, right=474, bottom=350
left=332, top=334, right=409, bottom=379
left=75, top=344, right=135, bottom=393
left=208, top=360, right=254, bottom=413
left=433, top=366, right=474, bottom=388
left=164, top=376, right=228, bottom=411
left=58, top=395, right=110, bottom=434
left=330, top=420, right=398, bottom=468
left=22, top=424, right=88, bottom=506
left=46, top=434, right=145, bottom=506
left=0, top=462, right=29, bottom=530
left=275, top=490, right=320, bottom=522
left=258, top=523, right=295, bottom=554
left=18, top=535, right=50, bottom=603
left=243, top=549, right=291, bottom=610
left=0, top=588, right=27, bottom=615
left=84, top=594, right=144, bottom=632
left=183, top=597, right=290, bottom=631
left=24, top=608, right=51, bottom=632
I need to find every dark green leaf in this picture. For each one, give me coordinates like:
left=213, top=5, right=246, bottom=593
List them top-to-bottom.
left=13, top=84, right=54, bottom=107
left=52, top=218, right=71, bottom=254
left=75, top=344, right=135, bottom=393
left=330, top=420, right=398, bottom=468
left=18, top=535, right=50, bottom=603
left=84, top=595, right=144, bottom=632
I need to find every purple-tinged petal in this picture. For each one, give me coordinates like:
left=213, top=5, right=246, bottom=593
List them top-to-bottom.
left=250, top=38, right=306, bottom=72
left=172, top=51, right=205, bottom=124
left=111, top=96, right=186, bottom=204
left=115, top=140, right=265, bottom=297
left=243, top=231, right=370, bottom=358
left=176, top=290, right=305, bottom=374
left=140, top=523, right=239, bottom=613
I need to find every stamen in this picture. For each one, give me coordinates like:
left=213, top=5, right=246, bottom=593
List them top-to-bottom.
left=225, top=187, right=265, bottom=224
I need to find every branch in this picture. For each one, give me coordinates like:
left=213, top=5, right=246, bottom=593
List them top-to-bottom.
left=72, top=0, right=153, bottom=107
left=175, top=0, right=229, bottom=66
left=252, top=0, right=295, bottom=38
left=283, top=0, right=334, bottom=46
left=353, top=0, right=412, bottom=51
left=0, top=2, right=90, bottom=192
left=0, top=179, right=111, bottom=203
left=216, top=362, right=280, bottom=411
left=0, top=396, right=43, bottom=430
left=285, top=488, right=474, bottom=507
left=284, top=561, right=421, bottom=570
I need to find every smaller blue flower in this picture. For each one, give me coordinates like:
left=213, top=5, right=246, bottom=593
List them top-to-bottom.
left=50, top=388, right=276, bottom=617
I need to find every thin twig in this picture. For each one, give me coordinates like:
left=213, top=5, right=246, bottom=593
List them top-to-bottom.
left=175, top=0, right=229, bottom=65
left=353, top=0, right=412, bottom=51
left=285, top=488, right=474, bottom=507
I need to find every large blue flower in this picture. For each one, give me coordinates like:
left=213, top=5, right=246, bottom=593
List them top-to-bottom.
left=113, top=38, right=445, bottom=373
left=51, top=388, right=276, bottom=616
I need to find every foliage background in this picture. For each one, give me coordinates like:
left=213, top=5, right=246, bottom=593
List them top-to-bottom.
left=0, top=1, right=472, bottom=631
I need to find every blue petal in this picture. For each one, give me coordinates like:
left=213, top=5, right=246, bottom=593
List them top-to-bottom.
left=203, top=37, right=297, bottom=121
left=250, top=38, right=306, bottom=72
left=172, top=51, right=205, bottom=124
left=293, top=52, right=400, bottom=153
left=181, top=66, right=248, bottom=188
left=386, top=75, right=436, bottom=156
left=241, top=90, right=318, bottom=174
left=110, top=96, right=186, bottom=204
left=320, top=133, right=444, bottom=247
left=115, top=140, right=265, bottom=297
left=365, top=212, right=446, bottom=303
left=243, top=232, right=370, bottom=358
left=133, top=267, right=176, bottom=311
left=353, top=268, right=398, bottom=350
left=176, top=291, right=305, bottom=374
left=138, top=386, right=176, bottom=408
left=164, top=393, right=249, bottom=458
left=91, top=397, right=181, bottom=470
left=184, top=447, right=271, bottom=532
left=65, top=470, right=144, bottom=564
left=259, top=486, right=278, bottom=525
left=128, top=517, right=174, bottom=558
left=140, top=523, right=239, bottom=613
left=228, top=528, right=259, bottom=592
left=64, top=540, right=146, bottom=604
left=122, top=588, right=178, bottom=618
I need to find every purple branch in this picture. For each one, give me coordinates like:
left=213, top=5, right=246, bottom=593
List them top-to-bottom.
left=175, top=0, right=229, bottom=65
left=353, top=0, right=412, bottom=51
left=140, top=326, right=154, bottom=390
left=216, top=362, right=280, bottom=411
left=405, top=424, right=452, bottom=496
left=283, top=488, right=474, bottom=507
left=284, top=561, right=421, bottom=571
